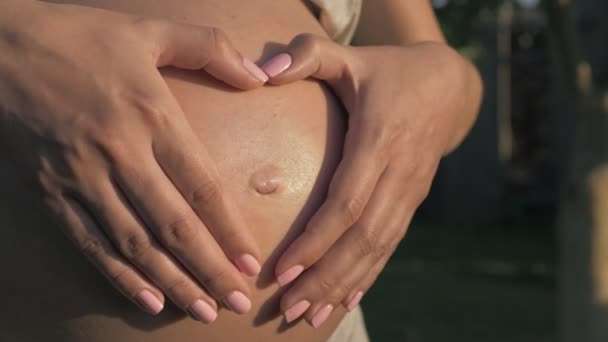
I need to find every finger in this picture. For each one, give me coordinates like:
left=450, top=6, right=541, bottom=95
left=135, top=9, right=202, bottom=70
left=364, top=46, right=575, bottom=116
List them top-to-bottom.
left=141, top=19, right=268, bottom=89
left=261, top=33, right=356, bottom=88
left=122, top=69, right=261, bottom=277
left=152, top=114, right=261, bottom=277
left=275, top=121, right=391, bottom=286
left=115, top=153, right=253, bottom=314
left=279, top=164, right=409, bottom=326
left=338, top=167, right=424, bottom=311
left=81, top=179, right=220, bottom=323
left=340, top=182, right=423, bottom=311
left=46, top=195, right=165, bottom=315
left=304, top=210, right=408, bottom=328
left=286, top=212, right=404, bottom=328
left=342, top=213, right=416, bottom=312
left=280, top=221, right=394, bottom=328
left=344, top=252, right=392, bottom=312
left=343, top=253, right=391, bottom=313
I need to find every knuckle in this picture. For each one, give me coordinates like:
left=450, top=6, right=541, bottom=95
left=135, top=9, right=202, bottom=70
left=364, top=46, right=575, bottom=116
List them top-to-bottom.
left=210, top=27, right=230, bottom=49
left=293, top=33, right=323, bottom=52
left=135, top=99, right=172, bottom=131
left=367, top=122, right=401, bottom=151
left=91, top=128, right=129, bottom=162
left=113, top=157, right=141, bottom=184
left=38, top=172, right=61, bottom=198
left=190, top=179, right=223, bottom=207
left=43, top=194, right=62, bottom=216
left=335, top=196, right=364, bottom=227
left=162, top=217, right=199, bottom=249
left=354, top=228, right=379, bottom=258
left=118, top=232, right=153, bottom=262
left=288, top=233, right=325, bottom=267
left=77, top=237, right=110, bottom=260
left=374, top=239, right=390, bottom=259
left=302, top=244, right=325, bottom=267
left=107, top=267, right=132, bottom=284
left=199, top=267, right=231, bottom=293
left=316, top=277, right=334, bottom=294
left=164, top=278, right=194, bottom=304
left=328, top=283, right=353, bottom=303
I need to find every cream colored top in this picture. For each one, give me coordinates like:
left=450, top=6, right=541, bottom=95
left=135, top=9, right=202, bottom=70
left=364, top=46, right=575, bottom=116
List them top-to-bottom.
left=305, top=0, right=362, bottom=44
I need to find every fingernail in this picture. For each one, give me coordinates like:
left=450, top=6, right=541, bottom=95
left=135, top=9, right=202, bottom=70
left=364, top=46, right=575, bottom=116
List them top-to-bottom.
left=261, top=53, right=292, bottom=77
left=243, top=57, right=269, bottom=83
left=235, top=254, right=261, bottom=277
left=277, top=265, right=304, bottom=287
left=134, top=289, right=164, bottom=315
left=223, top=291, right=252, bottom=314
left=346, top=291, right=364, bottom=311
left=188, top=299, right=217, bottom=323
left=284, top=300, right=311, bottom=323
left=311, top=304, right=334, bottom=328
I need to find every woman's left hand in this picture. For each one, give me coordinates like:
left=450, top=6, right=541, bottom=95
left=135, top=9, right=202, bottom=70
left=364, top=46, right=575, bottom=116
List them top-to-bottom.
left=261, top=34, right=480, bottom=327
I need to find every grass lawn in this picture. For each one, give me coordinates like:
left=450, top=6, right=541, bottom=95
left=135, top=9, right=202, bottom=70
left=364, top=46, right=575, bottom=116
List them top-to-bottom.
left=361, top=222, right=556, bottom=342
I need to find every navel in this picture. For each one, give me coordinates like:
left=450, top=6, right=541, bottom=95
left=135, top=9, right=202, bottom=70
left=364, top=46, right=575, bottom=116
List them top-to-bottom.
left=249, top=164, right=283, bottom=195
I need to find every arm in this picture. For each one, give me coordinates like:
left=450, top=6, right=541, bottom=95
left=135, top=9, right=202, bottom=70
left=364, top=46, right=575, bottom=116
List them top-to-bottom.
left=0, top=0, right=268, bottom=322
left=260, top=0, right=483, bottom=327
left=353, top=0, right=483, bottom=154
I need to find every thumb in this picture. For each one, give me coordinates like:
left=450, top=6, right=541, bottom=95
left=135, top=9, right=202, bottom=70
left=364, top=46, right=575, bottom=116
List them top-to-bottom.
left=151, top=21, right=268, bottom=90
left=260, top=33, right=356, bottom=87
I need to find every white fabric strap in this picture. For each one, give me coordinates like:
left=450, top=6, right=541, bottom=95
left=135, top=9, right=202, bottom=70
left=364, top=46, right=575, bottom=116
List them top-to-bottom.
left=306, top=0, right=362, bottom=45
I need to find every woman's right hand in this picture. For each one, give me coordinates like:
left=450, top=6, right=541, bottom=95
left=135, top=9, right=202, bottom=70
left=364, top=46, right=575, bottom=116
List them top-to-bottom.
left=0, top=0, right=268, bottom=323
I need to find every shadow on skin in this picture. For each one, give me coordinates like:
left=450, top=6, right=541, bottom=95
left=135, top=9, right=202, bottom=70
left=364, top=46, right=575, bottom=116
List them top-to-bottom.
left=0, top=39, right=346, bottom=336
left=250, top=41, right=347, bottom=332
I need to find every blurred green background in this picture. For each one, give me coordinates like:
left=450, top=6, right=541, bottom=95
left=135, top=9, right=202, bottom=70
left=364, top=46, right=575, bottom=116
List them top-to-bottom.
left=362, top=0, right=608, bottom=341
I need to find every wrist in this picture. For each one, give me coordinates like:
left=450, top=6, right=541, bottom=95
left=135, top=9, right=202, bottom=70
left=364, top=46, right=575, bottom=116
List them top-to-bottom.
left=412, top=42, right=481, bottom=155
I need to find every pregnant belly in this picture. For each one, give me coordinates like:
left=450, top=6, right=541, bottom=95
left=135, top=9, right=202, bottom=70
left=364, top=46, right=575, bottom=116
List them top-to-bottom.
left=0, top=1, right=347, bottom=341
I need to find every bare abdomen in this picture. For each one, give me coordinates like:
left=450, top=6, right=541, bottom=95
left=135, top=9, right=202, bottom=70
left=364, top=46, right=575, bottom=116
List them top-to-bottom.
left=0, top=0, right=346, bottom=341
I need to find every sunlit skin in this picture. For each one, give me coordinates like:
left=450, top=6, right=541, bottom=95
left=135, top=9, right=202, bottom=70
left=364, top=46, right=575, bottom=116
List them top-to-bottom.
left=0, top=0, right=482, bottom=340
left=0, top=0, right=348, bottom=340
left=0, top=0, right=271, bottom=320
left=264, top=0, right=482, bottom=325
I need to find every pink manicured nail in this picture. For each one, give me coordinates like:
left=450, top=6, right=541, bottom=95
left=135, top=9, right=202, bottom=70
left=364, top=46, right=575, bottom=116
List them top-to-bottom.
left=261, top=53, right=292, bottom=77
left=243, top=57, right=269, bottom=83
left=235, top=254, right=261, bottom=277
left=277, top=265, right=304, bottom=287
left=134, top=289, right=164, bottom=315
left=223, top=291, right=252, bottom=314
left=346, top=291, right=364, bottom=311
left=188, top=299, right=217, bottom=323
left=284, top=300, right=311, bottom=323
left=311, top=304, right=334, bottom=328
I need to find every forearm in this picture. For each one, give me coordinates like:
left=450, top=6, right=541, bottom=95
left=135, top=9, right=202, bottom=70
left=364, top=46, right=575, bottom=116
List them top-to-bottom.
left=353, top=0, right=482, bottom=155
